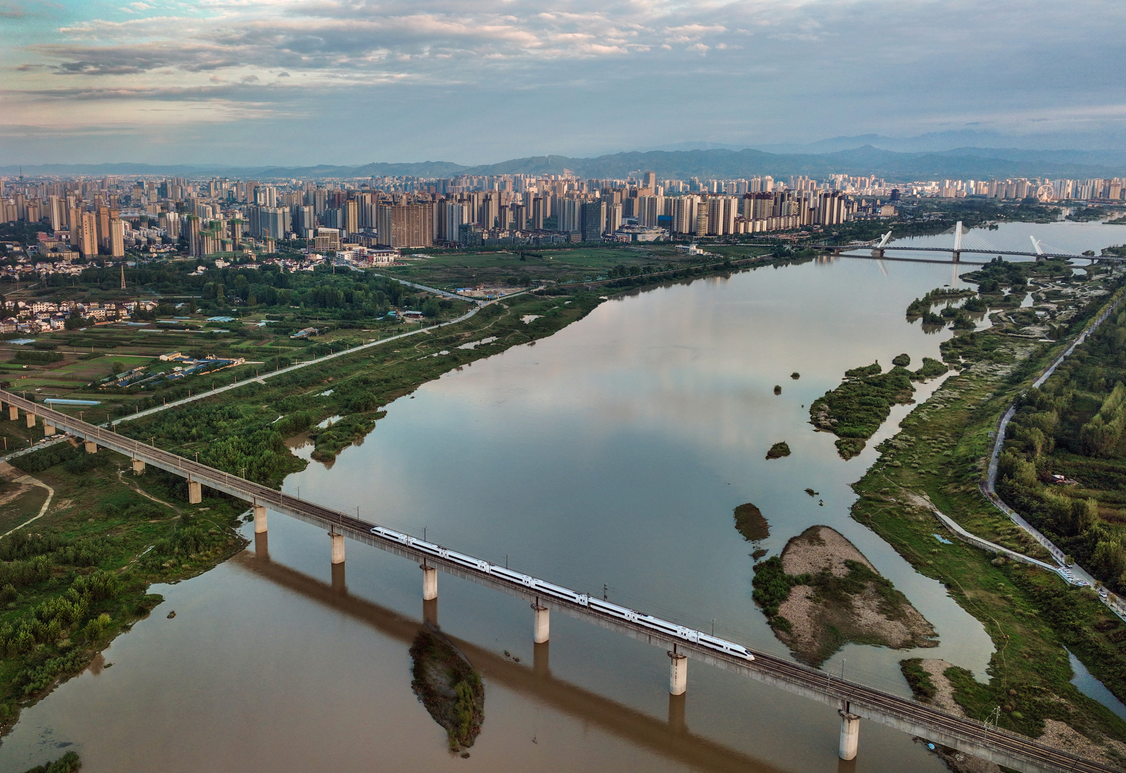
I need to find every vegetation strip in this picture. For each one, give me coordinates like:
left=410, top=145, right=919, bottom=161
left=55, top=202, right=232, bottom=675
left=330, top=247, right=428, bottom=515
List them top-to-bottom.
left=848, top=262, right=1126, bottom=760
left=989, top=289, right=1126, bottom=599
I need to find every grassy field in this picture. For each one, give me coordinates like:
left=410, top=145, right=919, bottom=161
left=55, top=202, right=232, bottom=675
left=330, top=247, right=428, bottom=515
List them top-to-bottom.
left=382, top=244, right=768, bottom=290
left=0, top=313, right=415, bottom=417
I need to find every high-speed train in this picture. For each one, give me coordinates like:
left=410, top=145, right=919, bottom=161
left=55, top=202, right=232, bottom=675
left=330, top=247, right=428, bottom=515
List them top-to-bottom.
left=370, top=525, right=754, bottom=662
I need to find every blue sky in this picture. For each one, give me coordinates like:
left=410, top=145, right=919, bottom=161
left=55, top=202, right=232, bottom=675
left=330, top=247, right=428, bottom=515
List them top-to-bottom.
left=2, top=0, right=1125, bottom=166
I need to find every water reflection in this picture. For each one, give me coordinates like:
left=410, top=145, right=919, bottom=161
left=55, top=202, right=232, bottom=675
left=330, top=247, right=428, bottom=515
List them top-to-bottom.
left=289, top=257, right=997, bottom=684
left=230, top=549, right=791, bottom=773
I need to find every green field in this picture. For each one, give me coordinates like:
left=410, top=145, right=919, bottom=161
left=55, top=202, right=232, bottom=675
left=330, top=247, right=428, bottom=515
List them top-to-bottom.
left=383, top=245, right=728, bottom=289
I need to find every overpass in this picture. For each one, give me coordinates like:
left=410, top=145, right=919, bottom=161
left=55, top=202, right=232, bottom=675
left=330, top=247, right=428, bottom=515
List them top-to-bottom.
left=0, top=389, right=1117, bottom=773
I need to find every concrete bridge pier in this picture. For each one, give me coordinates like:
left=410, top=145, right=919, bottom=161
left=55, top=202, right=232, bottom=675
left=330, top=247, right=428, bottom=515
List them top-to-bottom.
left=952, top=251, right=961, bottom=263
left=7, top=405, right=16, bottom=421
left=25, top=412, right=35, bottom=428
left=43, top=422, right=55, bottom=436
left=84, top=440, right=97, bottom=454
left=132, top=458, right=145, bottom=474
left=187, top=479, right=202, bottom=504
left=253, top=504, right=267, bottom=534
left=329, top=531, right=345, bottom=565
left=421, top=564, right=437, bottom=601
left=423, top=597, right=438, bottom=626
left=532, top=602, right=550, bottom=644
left=668, top=651, right=687, bottom=696
left=668, top=692, right=687, bottom=735
left=838, top=708, right=860, bottom=761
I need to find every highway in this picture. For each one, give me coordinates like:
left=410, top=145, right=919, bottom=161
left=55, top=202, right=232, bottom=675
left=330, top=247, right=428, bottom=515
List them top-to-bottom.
left=0, top=389, right=1117, bottom=773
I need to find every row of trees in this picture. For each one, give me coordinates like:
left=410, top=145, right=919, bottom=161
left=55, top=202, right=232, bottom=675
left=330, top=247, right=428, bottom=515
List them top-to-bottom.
left=997, top=306, right=1126, bottom=591
left=1079, top=382, right=1126, bottom=457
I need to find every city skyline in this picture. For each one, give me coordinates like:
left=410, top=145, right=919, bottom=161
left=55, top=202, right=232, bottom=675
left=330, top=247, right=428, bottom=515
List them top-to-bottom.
left=3, top=0, right=1126, bottom=166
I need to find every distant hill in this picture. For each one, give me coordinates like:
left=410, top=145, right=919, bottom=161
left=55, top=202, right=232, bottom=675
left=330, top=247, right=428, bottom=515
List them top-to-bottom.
left=3, top=146, right=1125, bottom=181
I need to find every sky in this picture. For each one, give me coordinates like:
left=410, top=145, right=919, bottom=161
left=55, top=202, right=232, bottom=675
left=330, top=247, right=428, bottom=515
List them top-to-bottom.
left=1, top=0, right=1125, bottom=166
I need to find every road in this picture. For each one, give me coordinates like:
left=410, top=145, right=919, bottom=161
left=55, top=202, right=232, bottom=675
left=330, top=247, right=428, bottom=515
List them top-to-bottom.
left=981, top=291, right=1126, bottom=620
left=113, top=293, right=506, bottom=426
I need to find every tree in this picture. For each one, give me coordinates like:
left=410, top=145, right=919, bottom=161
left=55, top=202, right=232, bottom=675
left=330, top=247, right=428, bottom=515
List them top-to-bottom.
left=111, top=361, right=125, bottom=375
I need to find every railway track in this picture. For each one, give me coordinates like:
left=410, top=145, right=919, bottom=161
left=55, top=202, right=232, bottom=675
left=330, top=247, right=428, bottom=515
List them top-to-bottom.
left=2, top=389, right=1117, bottom=773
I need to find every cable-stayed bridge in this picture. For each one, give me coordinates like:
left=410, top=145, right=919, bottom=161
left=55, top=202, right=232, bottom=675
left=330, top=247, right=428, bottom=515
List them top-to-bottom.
left=818, top=222, right=1123, bottom=264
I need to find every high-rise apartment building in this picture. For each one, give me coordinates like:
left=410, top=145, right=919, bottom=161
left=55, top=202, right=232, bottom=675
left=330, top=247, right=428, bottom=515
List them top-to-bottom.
left=580, top=201, right=604, bottom=242
left=376, top=202, right=434, bottom=249
left=78, top=212, right=98, bottom=257
left=109, top=218, right=125, bottom=258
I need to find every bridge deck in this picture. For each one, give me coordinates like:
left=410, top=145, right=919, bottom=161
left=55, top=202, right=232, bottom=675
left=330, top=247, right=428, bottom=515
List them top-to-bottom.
left=1, top=389, right=1116, bottom=773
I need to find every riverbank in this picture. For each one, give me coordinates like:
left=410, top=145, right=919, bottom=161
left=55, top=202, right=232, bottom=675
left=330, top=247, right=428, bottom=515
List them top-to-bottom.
left=58, top=251, right=799, bottom=488
left=0, top=259, right=777, bottom=740
left=850, top=281, right=1126, bottom=760
left=0, top=441, right=248, bottom=735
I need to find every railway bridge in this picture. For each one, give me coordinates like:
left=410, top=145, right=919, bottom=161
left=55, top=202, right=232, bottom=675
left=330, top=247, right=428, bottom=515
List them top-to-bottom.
left=0, top=388, right=1117, bottom=773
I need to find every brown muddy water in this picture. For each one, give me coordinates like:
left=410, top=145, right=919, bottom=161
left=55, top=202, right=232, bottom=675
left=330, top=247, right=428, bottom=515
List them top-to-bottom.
left=6, top=227, right=1122, bottom=772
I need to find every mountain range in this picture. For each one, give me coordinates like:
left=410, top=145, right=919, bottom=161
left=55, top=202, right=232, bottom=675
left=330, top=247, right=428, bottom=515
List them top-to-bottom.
left=4, top=142, right=1125, bottom=182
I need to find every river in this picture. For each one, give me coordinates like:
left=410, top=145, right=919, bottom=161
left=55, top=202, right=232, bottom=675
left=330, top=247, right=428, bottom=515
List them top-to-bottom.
left=2, top=218, right=1124, bottom=773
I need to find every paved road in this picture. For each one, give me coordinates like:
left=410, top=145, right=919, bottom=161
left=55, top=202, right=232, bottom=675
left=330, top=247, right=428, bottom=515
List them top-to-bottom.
left=981, top=291, right=1126, bottom=620
left=0, top=294, right=509, bottom=464
left=113, top=296, right=506, bottom=426
left=0, top=391, right=1116, bottom=773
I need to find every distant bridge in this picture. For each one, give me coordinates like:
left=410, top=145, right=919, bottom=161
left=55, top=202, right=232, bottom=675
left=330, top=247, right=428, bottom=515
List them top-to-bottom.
left=819, top=223, right=1122, bottom=264
left=0, top=389, right=1118, bottom=773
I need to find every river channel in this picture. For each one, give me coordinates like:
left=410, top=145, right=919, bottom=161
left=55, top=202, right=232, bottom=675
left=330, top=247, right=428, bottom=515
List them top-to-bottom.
left=2, top=218, right=1124, bottom=773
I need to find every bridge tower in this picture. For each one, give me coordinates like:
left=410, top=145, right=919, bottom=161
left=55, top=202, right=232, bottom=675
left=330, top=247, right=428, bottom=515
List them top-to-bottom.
left=952, top=221, right=963, bottom=263
left=871, top=230, right=892, bottom=258
left=1030, top=235, right=1046, bottom=262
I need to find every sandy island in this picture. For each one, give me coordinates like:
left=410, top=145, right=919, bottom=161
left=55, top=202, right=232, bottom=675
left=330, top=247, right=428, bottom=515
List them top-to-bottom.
left=766, top=525, right=938, bottom=667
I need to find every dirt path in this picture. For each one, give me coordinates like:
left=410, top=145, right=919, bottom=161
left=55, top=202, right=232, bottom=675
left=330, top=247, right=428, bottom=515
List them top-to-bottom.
left=0, top=461, right=55, bottom=539
left=116, top=468, right=184, bottom=515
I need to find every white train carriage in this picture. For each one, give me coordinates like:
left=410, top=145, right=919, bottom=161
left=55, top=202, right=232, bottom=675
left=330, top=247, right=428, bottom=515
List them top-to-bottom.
left=367, top=526, right=753, bottom=661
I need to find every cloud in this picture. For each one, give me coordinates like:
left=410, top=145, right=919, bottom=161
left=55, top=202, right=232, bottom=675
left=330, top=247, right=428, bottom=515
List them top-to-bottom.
left=2, top=0, right=1126, bottom=163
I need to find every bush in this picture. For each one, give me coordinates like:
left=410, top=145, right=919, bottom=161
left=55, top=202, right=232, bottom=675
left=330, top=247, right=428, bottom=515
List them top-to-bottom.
left=12, top=350, right=63, bottom=365
left=752, top=557, right=805, bottom=618
left=900, top=658, right=937, bottom=700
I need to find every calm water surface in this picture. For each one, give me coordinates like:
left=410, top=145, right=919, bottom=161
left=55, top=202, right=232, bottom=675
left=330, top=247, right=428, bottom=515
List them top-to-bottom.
left=4, top=223, right=1120, bottom=772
